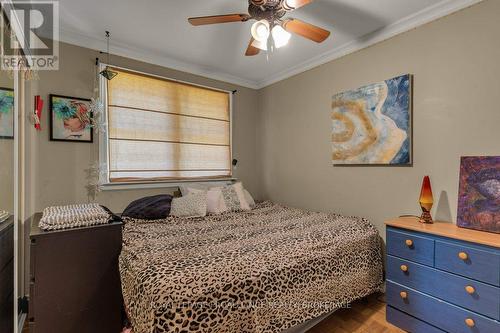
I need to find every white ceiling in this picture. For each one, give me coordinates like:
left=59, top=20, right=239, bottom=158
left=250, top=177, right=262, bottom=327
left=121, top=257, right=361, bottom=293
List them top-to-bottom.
left=56, top=0, right=480, bottom=88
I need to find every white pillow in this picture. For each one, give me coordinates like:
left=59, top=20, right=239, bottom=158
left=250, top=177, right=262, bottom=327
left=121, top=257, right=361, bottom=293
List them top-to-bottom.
left=179, top=182, right=226, bottom=196
left=220, top=182, right=251, bottom=211
left=187, top=187, right=226, bottom=214
left=244, top=189, right=256, bottom=208
left=170, top=192, right=207, bottom=218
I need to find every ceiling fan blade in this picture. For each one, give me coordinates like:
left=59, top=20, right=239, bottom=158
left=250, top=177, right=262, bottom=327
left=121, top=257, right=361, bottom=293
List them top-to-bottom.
left=283, top=0, right=313, bottom=11
left=188, top=14, right=250, bottom=26
left=283, top=18, right=330, bottom=43
left=245, top=38, right=260, bottom=56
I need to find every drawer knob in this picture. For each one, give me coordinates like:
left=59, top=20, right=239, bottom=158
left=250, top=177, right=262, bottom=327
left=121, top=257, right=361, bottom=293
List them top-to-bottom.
left=405, top=239, right=413, bottom=247
left=458, top=252, right=468, bottom=260
left=400, top=265, right=408, bottom=272
left=465, top=285, right=475, bottom=294
left=399, top=291, right=408, bottom=299
left=465, top=318, right=475, bottom=327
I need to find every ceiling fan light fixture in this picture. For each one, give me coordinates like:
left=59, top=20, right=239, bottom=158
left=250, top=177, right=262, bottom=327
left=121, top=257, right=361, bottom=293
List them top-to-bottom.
left=187, top=0, right=330, bottom=56
left=250, top=0, right=268, bottom=6
left=283, top=0, right=298, bottom=10
left=251, top=20, right=270, bottom=42
left=272, top=25, right=291, bottom=48
left=251, top=39, right=267, bottom=51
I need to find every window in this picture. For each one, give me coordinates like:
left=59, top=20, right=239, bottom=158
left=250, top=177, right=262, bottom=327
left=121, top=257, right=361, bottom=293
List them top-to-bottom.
left=102, top=67, right=232, bottom=184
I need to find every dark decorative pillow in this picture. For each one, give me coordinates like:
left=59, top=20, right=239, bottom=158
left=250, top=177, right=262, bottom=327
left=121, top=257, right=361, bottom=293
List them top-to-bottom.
left=122, top=195, right=173, bottom=220
left=100, top=205, right=122, bottom=223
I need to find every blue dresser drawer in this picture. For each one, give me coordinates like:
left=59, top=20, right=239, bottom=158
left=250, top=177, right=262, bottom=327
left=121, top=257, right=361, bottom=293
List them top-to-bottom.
left=387, top=228, right=434, bottom=266
left=435, top=240, right=500, bottom=286
left=387, top=255, right=500, bottom=320
left=387, top=281, right=500, bottom=333
left=387, top=306, right=445, bottom=333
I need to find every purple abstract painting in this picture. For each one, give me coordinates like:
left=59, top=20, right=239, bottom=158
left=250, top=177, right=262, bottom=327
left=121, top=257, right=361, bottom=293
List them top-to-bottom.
left=457, top=156, right=500, bottom=233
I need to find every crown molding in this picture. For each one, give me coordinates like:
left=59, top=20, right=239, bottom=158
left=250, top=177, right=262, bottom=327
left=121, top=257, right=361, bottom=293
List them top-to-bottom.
left=57, top=0, right=482, bottom=90
left=254, top=0, right=483, bottom=88
left=58, top=26, right=261, bottom=89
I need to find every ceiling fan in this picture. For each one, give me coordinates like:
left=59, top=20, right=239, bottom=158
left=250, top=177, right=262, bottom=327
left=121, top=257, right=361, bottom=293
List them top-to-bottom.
left=188, top=0, right=331, bottom=56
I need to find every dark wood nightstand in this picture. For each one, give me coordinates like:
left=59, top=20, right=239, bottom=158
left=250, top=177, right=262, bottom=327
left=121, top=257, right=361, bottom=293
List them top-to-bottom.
left=28, top=213, right=123, bottom=333
left=0, top=216, right=14, bottom=333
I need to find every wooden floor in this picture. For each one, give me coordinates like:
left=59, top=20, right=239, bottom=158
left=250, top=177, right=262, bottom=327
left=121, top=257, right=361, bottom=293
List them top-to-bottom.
left=22, top=293, right=405, bottom=333
left=308, top=293, right=405, bottom=333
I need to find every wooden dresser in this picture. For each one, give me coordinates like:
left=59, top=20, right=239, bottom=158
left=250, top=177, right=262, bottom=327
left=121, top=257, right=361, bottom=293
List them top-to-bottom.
left=28, top=213, right=123, bottom=333
left=0, top=216, right=14, bottom=333
left=385, top=217, right=499, bottom=333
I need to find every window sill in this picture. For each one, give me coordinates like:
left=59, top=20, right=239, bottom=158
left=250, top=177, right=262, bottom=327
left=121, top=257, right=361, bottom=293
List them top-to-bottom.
left=100, top=178, right=237, bottom=191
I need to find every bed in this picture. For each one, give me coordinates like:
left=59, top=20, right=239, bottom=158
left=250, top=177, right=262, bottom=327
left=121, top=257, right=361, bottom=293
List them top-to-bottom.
left=120, top=201, right=383, bottom=333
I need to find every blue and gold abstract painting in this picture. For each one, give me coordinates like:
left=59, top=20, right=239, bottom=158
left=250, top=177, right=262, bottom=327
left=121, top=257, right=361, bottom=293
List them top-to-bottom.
left=332, top=74, right=412, bottom=165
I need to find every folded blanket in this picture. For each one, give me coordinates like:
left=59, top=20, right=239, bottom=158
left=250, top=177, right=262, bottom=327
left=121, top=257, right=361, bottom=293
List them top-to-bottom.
left=39, top=203, right=111, bottom=231
left=0, top=210, right=9, bottom=223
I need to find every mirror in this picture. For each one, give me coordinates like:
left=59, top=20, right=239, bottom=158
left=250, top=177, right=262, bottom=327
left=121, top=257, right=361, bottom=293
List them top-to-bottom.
left=0, top=11, right=15, bottom=333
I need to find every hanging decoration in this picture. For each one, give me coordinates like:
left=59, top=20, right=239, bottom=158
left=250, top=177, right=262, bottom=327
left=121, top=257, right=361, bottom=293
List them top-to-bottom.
left=99, top=31, right=118, bottom=80
left=86, top=54, right=108, bottom=200
left=90, top=55, right=106, bottom=133
left=33, top=95, right=43, bottom=130
left=89, top=97, right=106, bottom=134
left=84, top=161, right=107, bottom=200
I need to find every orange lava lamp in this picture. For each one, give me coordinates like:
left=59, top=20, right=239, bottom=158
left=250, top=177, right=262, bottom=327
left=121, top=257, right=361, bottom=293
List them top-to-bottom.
left=419, top=176, right=434, bottom=224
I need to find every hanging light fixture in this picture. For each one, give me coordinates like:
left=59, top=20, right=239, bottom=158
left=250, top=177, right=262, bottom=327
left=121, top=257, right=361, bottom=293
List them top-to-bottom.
left=188, top=0, right=330, bottom=57
left=282, top=0, right=302, bottom=11
left=250, top=20, right=291, bottom=51
left=251, top=20, right=270, bottom=43
left=271, top=25, right=291, bottom=48
left=99, top=31, right=118, bottom=80
left=251, top=39, right=267, bottom=51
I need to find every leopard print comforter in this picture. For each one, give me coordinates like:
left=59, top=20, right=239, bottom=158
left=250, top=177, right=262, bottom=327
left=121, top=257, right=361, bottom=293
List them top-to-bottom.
left=120, top=201, right=383, bottom=333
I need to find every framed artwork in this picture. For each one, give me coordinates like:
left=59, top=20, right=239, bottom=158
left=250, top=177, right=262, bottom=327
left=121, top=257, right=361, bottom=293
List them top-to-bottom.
left=331, top=74, right=412, bottom=165
left=0, top=87, right=14, bottom=139
left=50, top=94, right=93, bottom=143
left=457, top=156, right=499, bottom=234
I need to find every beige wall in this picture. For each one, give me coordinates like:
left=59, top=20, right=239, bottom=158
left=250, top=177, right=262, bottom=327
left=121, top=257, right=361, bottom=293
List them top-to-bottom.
left=258, top=0, right=500, bottom=236
left=26, top=42, right=262, bottom=214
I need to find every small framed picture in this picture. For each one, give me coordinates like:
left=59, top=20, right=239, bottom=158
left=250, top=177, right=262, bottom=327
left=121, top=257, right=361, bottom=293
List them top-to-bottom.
left=0, top=87, right=14, bottom=139
left=50, top=94, right=93, bottom=143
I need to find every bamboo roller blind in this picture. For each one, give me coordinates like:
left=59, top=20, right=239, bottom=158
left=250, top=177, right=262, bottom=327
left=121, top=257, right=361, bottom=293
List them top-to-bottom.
left=107, top=68, right=231, bottom=182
